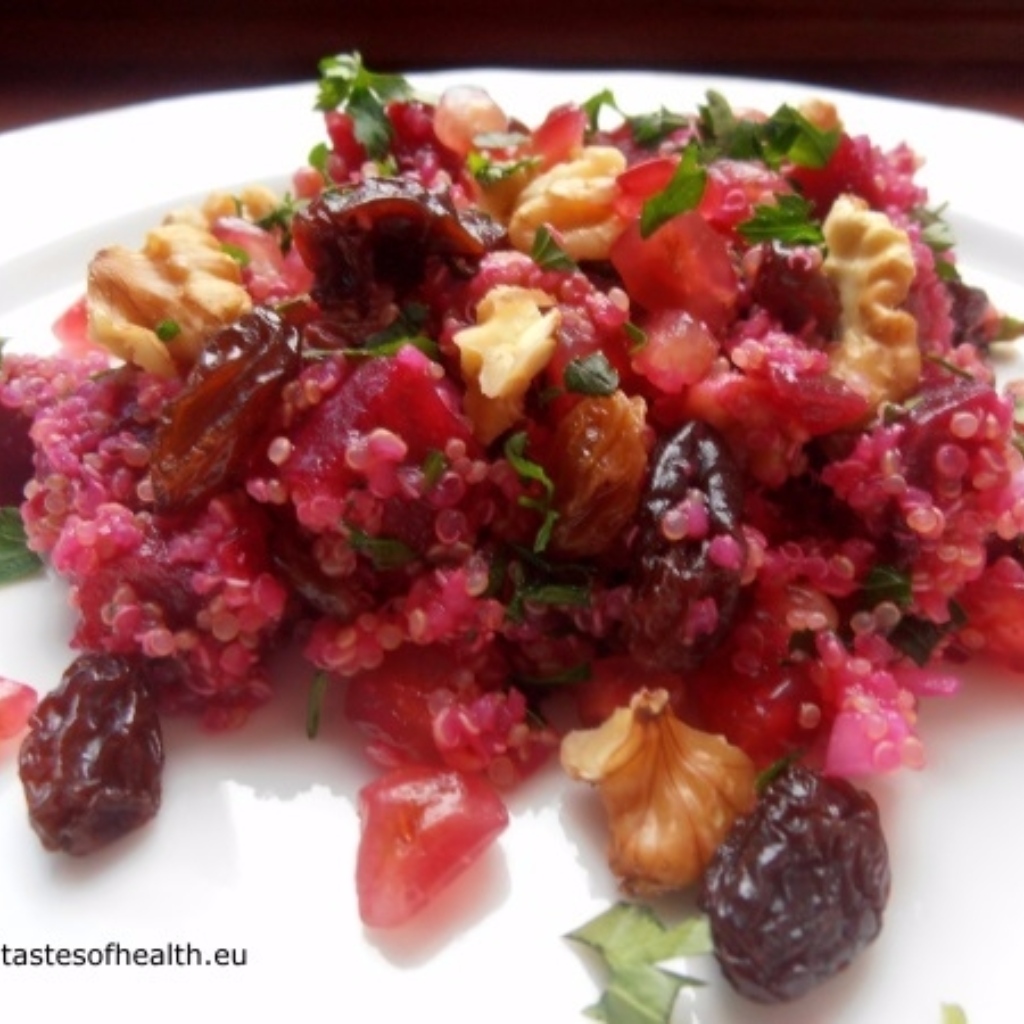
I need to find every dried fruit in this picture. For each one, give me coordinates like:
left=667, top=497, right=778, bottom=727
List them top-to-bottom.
left=150, top=306, right=301, bottom=512
left=547, top=391, right=648, bottom=558
left=625, top=420, right=747, bottom=670
left=18, top=653, right=164, bottom=856
left=699, top=763, right=890, bottom=1003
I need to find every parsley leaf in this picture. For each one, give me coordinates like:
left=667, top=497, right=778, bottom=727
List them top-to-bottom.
left=315, top=51, right=414, bottom=160
left=581, top=88, right=621, bottom=134
left=699, top=91, right=839, bottom=169
left=627, top=107, right=690, bottom=148
left=640, top=143, right=706, bottom=238
left=467, top=150, right=539, bottom=187
left=737, top=194, right=824, bottom=246
left=531, top=225, right=578, bottom=271
left=564, top=352, right=619, bottom=396
left=504, top=431, right=559, bottom=553
left=0, top=507, right=42, bottom=585
left=347, top=526, right=417, bottom=571
left=861, top=564, right=912, bottom=609
left=567, top=902, right=711, bottom=1024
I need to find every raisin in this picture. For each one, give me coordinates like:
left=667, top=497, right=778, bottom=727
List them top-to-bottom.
left=150, top=306, right=301, bottom=512
left=547, top=392, right=647, bottom=559
left=624, top=420, right=746, bottom=670
left=18, top=653, right=164, bottom=856
left=699, top=764, right=890, bottom=1003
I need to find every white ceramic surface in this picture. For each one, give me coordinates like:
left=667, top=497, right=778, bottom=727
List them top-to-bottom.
left=2, top=70, right=1024, bottom=1024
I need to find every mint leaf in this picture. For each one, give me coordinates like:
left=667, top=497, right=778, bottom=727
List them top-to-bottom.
left=627, top=107, right=690, bottom=148
left=640, top=143, right=706, bottom=238
left=737, top=194, right=824, bottom=246
left=0, top=507, right=42, bottom=585
left=346, top=526, right=417, bottom=571
left=567, top=902, right=711, bottom=1024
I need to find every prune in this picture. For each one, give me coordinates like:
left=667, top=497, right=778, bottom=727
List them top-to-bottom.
left=293, top=177, right=505, bottom=310
left=150, top=306, right=301, bottom=512
left=624, top=420, right=746, bottom=670
left=19, top=653, right=164, bottom=856
left=699, top=764, right=890, bottom=1003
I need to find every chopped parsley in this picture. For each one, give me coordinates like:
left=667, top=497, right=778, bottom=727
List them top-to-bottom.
left=315, top=51, right=415, bottom=160
left=699, top=90, right=840, bottom=169
left=640, top=142, right=706, bottom=238
left=737, top=193, right=824, bottom=246
left=531, top=225, right=578, bottom=271
left=564, top=352, right=619, bottom=396
left=504, top=431, right=559, bottom=553
left=0, top=507, right=42, bottom=585
left=347, top=526, right=417, bottom=571
left=860, top=564, right=913, bottom=609
left=889, top=602, right=968, bottom=667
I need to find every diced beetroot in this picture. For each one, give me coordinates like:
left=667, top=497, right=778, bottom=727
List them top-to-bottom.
left=282, top=345, right=477, bottom=498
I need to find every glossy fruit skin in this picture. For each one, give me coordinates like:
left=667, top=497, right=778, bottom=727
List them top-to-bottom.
left=150, top=306, right=301, bottom=512
left=625, top=420, right=746, bottom=670
left=18, top=653, right=164, bottom=856
left=355, top=764, right=509, bottom=928
left=699, top=764, right=890, bottom=1004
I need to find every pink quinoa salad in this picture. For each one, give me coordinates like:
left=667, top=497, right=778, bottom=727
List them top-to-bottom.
left=3, top=53, right=1024, bottom=1008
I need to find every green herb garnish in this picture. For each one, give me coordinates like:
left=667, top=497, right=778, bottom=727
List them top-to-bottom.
left=315, top=51, right=414, bottom=160
left=699, top=91, right=839, bottom=169
left=640, top=143, right=706, bottom=238
left=737, top=194, right=824, bottom=246
left=531, top=224, right=578, bottom=271
left=154, top=319, right=182, bottom=343
left=564, top=352, right=620, bottom=396
left=504, top=431, right=559, bottom=553
left=0, top=507, right=42, bottom=585
left=347, top=526, right=417, bottom=571
left=861, top=564, right=913, bottom=609
left=889, top=602, right=968, bottom=667
left=567, top=902, right=711, bottom=1024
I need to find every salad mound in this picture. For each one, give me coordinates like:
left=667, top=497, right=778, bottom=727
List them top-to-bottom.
left=2, top=52, right=1023, bottom=1013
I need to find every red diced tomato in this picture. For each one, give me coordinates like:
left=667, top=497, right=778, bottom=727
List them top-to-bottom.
left=530, top=103, right=588, bottom=169
left=609, top=212, right=739, bottom=334
left=355, top=764, right=509, bottom=928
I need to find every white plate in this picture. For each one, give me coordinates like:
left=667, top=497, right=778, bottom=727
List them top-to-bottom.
left=2, top=70, right=1024, bottom=1024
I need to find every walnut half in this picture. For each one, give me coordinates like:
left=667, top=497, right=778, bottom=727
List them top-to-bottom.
left=87, top=219, right=252, bottom=377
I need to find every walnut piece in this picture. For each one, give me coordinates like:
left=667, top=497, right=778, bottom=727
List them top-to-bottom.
left=508, top=145, right=627, bottom=262
left=822, top=194, right=920, bottom=410
left=87, top=219, right=252, bottom=377
left=453, top=284, right=561, bottom=444
left=561, top=687, right=757, bottom=896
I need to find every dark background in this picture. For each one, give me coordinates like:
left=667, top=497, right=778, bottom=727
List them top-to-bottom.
left=2, top=1, right=1023, bottom=131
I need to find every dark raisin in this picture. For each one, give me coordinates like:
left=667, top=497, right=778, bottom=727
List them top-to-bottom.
left=150, top=306, right=301, bottom=512
left=624, top=420, right=746, bottom=670
left=18, top=653, right=164, bottom=856
left=699, top=764, right=890, bottom=1004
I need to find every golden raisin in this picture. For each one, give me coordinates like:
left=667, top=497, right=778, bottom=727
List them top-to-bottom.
left=547, top=391, right=647, bottom=558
